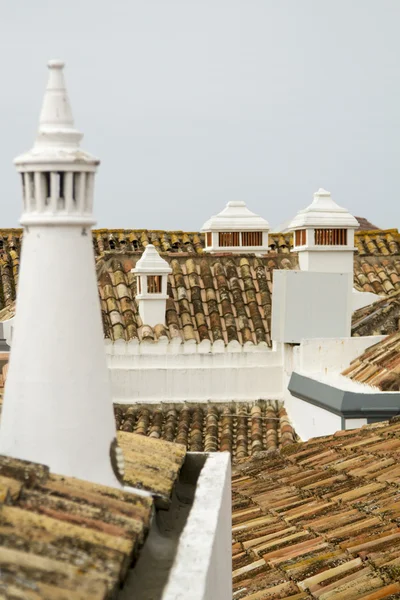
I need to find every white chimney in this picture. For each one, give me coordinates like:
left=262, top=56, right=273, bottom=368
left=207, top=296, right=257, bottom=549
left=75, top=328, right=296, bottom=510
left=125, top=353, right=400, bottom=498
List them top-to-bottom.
left=0, top=60, right=120, bottom=488
left=289, top=188, right=359, bottom=273
left=272, top=189, right=358, bottom=343
left=201, top=201, right=270, bottom=254
left=132, top=245, right=172, bottom=327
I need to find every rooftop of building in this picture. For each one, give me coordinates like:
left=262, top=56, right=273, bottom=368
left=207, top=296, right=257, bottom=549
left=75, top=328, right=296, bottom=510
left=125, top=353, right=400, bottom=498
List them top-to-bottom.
left=1, top=227, right=400, bottom=344
left=115, top=401, right=298, bottom=461
left=232, top=416, right=400, bottom=599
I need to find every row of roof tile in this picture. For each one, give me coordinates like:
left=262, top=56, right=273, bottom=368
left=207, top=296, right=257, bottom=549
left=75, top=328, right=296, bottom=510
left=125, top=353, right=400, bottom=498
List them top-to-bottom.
left=0, top=227, right=399, bottom=259
left=2, top=228, right=400, bottom=342
left=93, top=228, right=400, bottom=258
left=99, top=253, right=297, bottom=345
left=352, top=290, right=400, bottom=337
left=343, top=329, right=400, bottom=391
left=115, top=401, right=297, bottom=460
left=232, top=417, right=400, bottom=599
left=0, top=454, right=153, bottom=599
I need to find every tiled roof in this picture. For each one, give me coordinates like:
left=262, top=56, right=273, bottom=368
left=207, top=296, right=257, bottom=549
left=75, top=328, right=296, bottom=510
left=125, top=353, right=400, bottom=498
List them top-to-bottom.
left=354, top=216, right=381, bottom=230
left=2, top=228, right=400, bottom=341
left=93, top=228, right=205, bottom=255
left=354, top=230, right=400, bottom=256
left=99, top=252, right=297, bottom=345
left=354, top=256, right=400, bottom=295
left=352, top=290, right=400, bottom=337
left=0, top=301, right=15, bottom=322
left=342, top=330, right=400, bottom=391
left=115, top=401, right=297, bottom=460
left=232, top=416, right=400, bottom=599
left=117, top=430, right=186, bottom=508
left=0, top=453, right=153, bottom=599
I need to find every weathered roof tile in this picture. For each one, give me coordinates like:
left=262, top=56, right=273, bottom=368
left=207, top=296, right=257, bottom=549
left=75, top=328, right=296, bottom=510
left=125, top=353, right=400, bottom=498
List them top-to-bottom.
left=115, top=401, right=297, bottom=460
left=232, top=417, right=400, bottom=598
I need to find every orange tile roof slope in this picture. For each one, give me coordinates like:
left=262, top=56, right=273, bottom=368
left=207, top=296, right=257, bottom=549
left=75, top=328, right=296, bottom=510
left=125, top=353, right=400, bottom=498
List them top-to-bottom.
left=2, top=228, right=400, bottom=337
left=93, top=228, right=205, bottom=255
left=99, top=251, right=297, bottom=345
left=352, top=290, right=400, bottom=337
left=0, top=301, right=15, bottom=322
left=342, top=330, right=400, bottom=391
left=115, top=401, right=297, bottom=460
left=232, top=416, right=400, bottom=600
left=117, top=430, right=186, bottom=508
left=0, top=454, right=153, bottom=599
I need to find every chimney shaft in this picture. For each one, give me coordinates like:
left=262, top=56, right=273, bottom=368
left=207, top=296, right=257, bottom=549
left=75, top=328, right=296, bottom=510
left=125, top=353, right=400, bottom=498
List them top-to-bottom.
left=0, top=61, right=120, bottom=488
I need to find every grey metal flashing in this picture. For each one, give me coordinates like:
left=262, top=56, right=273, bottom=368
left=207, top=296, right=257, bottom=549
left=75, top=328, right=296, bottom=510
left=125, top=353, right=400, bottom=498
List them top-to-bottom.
left=288, top=372, right=400, bottom=420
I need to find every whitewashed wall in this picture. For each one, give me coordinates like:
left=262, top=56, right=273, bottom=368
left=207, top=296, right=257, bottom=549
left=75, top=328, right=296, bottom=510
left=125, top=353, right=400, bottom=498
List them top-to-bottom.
left=352, top=289, right=381, bottom=311
left=282, top=335, right=384, bottom=441
left=295, top=336, right=385, bottom=374
left=107, top=340, right=283, bottom=403
left=282, top=344, right=340, bottom=440
left=283, top=391, right=342, bottom=440
left=345, top=418, right=368, bottom=430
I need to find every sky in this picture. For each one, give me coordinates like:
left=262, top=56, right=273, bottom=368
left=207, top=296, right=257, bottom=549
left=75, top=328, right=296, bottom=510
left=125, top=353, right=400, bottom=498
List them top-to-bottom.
left=0, top=0, right=399, bottom=231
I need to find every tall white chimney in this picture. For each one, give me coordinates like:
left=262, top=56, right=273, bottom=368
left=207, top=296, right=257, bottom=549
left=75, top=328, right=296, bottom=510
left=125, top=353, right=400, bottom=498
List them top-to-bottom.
left=0, top=60, right=120, bottom=487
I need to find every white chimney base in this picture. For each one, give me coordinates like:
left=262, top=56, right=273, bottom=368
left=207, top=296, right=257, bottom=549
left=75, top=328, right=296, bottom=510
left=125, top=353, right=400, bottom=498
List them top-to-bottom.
left=0, top=226, right=120, bottom=488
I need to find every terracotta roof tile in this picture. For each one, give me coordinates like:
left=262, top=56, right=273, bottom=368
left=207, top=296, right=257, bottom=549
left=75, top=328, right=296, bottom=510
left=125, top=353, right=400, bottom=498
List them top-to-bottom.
left=2, top=228, right=400, bottom=339
left=99, top=252, right=298, bottom=345
left=352, top=289, right=400, bottom=337
left=343, top=329, right=400, bottom=391
left=115, top=401, right=297, bottom=460
left=231, top=416, right=400, bottom=599
left=117, top=431, right=186, bottom=508
left=0, top=454, right=153, bottom=599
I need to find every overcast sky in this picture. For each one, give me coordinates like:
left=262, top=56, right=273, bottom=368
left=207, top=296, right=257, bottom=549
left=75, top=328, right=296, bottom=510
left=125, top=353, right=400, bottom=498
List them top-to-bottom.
left=0, top=1, right=399, bottom=230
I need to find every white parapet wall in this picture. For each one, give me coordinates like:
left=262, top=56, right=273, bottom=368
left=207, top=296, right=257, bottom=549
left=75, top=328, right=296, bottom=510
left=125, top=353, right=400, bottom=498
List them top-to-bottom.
left=106, top=340, right=284, bottom=403
left=122, top=452, right=232, bottom=600
left=162, top=453, right=232, bottom=600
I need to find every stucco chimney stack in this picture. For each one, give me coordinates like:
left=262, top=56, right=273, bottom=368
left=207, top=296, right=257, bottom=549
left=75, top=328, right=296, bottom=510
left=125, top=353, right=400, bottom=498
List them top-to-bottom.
left=0, top=61, right=121, bottom=488
left=289, top=188, right=359, bottom=273
left=201, top=201, right=270, bottom=254
left=132, top=245, right=172, bottom=327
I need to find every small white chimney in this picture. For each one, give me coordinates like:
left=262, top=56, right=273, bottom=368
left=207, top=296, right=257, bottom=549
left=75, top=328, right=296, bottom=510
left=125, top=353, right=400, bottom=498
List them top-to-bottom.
left=0, top=60, right=120, bottom=488
left=289, top=188, right=359, bottom=273
left=201, top=201, right=270, bottom=254
left=132, top=245, right=172, bottom=327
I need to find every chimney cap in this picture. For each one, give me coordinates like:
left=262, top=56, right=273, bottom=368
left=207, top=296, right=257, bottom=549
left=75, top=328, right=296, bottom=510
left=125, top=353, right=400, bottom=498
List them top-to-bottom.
left=14, top=59, right=99, bottom=167
left=47, top=59, right=65, bottom=68
left=289, top=188, right=359, bottom=230
left=201, top=200, right=270, bottom=232
left=132, top=245, right=172, bottom=275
